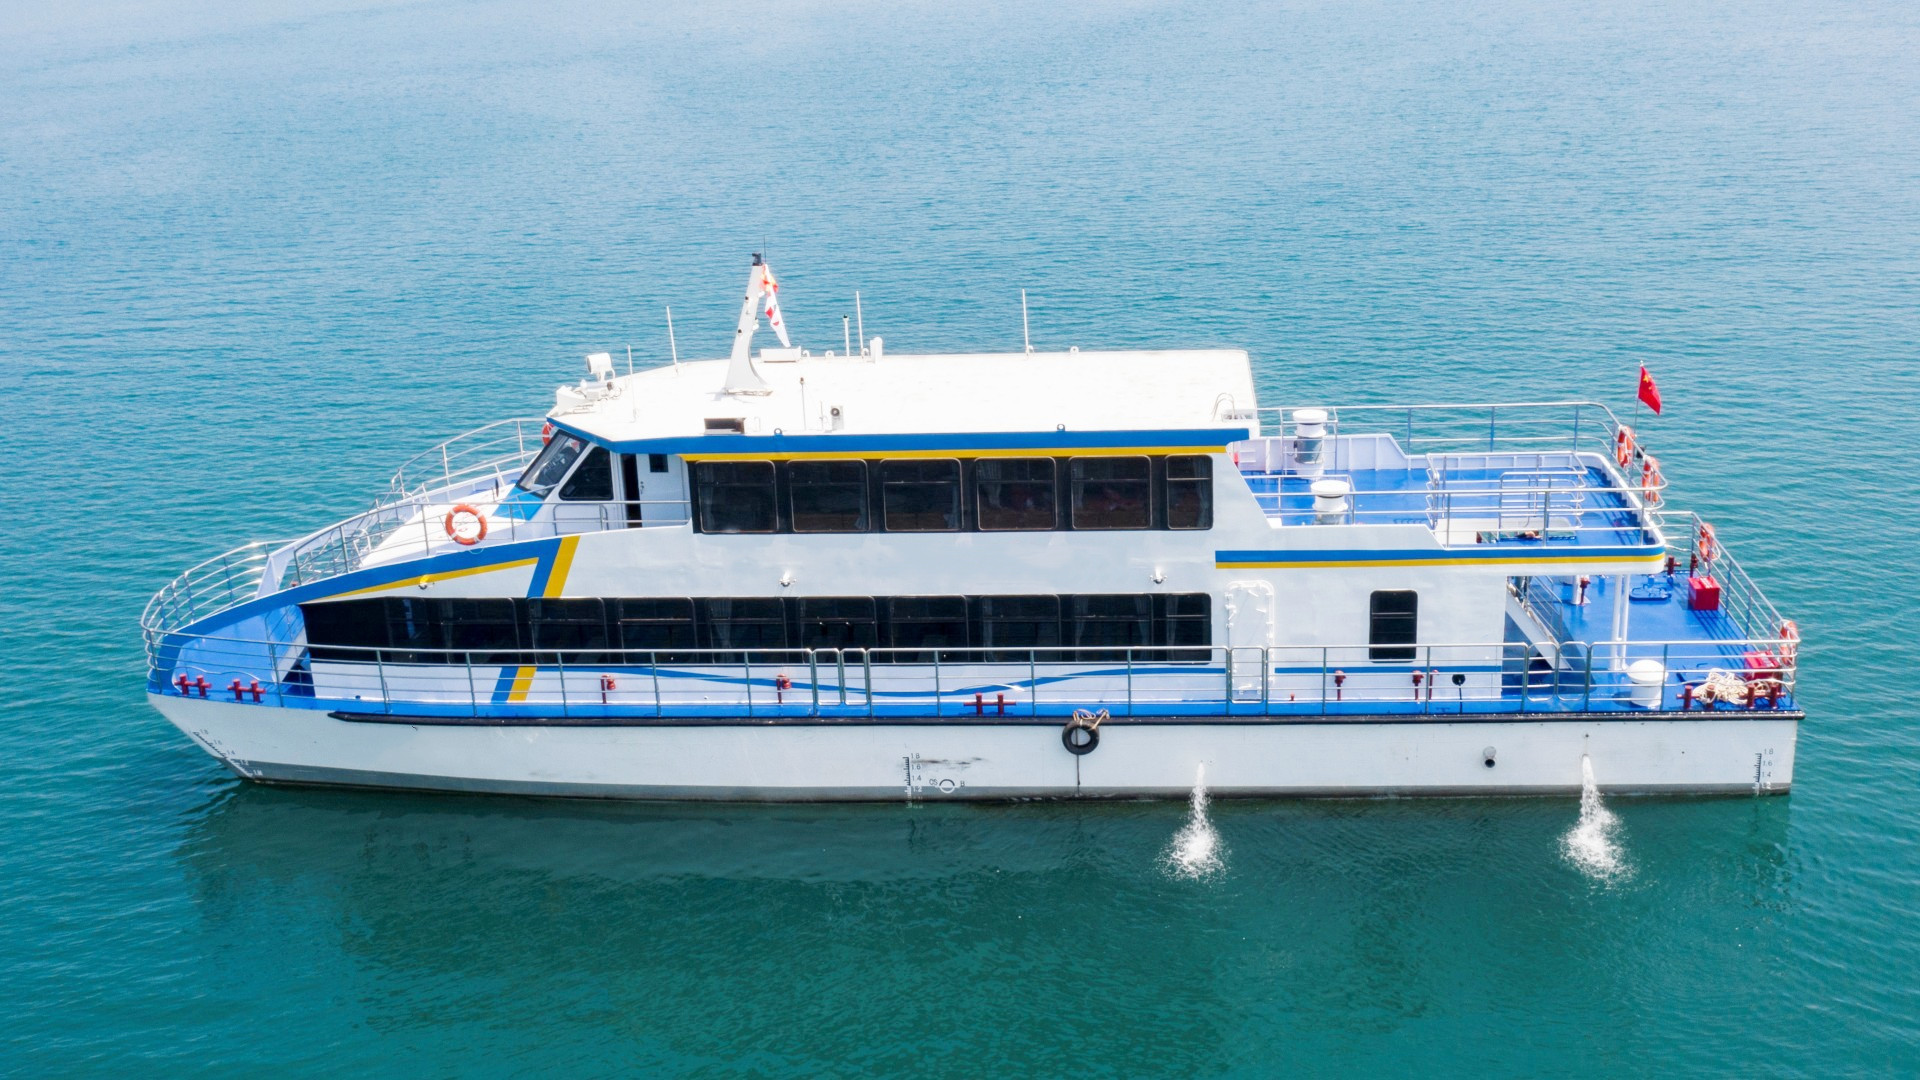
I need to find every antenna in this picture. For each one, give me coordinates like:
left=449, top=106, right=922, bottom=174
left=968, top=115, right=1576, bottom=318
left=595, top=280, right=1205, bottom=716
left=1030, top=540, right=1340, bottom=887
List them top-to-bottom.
left=1021, top=289, right=1032, bottom=355
left=855, top=292, right=865, bottom=356
left=666, top=306, right=679, bottom=368
left=843, top=314, right=851, bottom=356
left=626, top=344, right=633, bottom=376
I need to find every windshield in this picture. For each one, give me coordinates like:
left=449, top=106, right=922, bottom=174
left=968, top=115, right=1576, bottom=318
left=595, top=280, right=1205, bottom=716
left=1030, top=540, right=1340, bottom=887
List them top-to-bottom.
left=517, top=433, right=589, bottom=497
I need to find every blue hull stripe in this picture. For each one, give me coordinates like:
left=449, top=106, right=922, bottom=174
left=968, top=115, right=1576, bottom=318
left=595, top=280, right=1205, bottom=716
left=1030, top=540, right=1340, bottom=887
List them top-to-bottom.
left=1216, top=544, right=1665, bottom=568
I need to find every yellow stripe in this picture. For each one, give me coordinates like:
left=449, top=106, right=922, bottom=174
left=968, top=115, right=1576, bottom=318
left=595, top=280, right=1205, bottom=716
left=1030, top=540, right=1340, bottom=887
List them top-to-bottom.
left=681, top=445, right=1226, bottom=463
left=543, top=535, right=580, bottom=597
left=1216, top=554, right=1665, bottom=570
left=321, top=557, right=541, bottom=600
left=506, top=665, right=536, bottom=703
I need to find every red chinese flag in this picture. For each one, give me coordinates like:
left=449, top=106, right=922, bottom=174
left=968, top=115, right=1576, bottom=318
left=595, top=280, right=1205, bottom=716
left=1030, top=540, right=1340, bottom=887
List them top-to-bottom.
left=1638, top=365, right=1663, bottom=415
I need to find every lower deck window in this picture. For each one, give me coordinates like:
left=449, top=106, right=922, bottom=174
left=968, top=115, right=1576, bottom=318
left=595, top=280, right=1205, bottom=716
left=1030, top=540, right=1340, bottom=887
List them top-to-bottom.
left=1369, top=590, right=1418, bottom=662
left=299, top=593, right=1215, bottom=667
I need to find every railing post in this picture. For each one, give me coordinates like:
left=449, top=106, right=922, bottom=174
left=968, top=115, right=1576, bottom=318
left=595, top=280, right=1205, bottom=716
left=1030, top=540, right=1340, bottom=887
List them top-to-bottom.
left=1581, top=642, right=1594, bottom=711
left=1660, top=643, right=1671, bottom=711
left=1261, top=646, right=1270, bottom=713
left=1223, top=647, right=1234, bottom=713
left=1320, top=647, right=1329, bottom=715
left=809, top=650, right=820, bottom=716
left=836, top=650, right=847, bottom=706
left=1030, top=650, right=1039, bottom=718
left=1126, top=650, right=1134, bottom=717
left=864, top=651, right=874, bottom=717
left=933, top=651, right=941, bottom=716
left=375, top=652, right=391, bottom=716
left=465, top=652, right=478, bottom=717
left=652, top=652, right=662, bottom=718
left=557, top=653, right=568, bottom=719
left=743, top=658, right=753, bottom=717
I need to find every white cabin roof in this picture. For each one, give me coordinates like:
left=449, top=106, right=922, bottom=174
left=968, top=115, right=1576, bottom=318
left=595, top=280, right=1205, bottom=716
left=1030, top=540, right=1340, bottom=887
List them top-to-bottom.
left=549, top=349, right=1259, bottom=449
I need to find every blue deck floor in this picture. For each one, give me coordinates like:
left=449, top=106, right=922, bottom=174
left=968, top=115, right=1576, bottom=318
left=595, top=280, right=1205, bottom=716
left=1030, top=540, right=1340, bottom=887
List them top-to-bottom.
left=1242, top=465, right=1651, bottom=548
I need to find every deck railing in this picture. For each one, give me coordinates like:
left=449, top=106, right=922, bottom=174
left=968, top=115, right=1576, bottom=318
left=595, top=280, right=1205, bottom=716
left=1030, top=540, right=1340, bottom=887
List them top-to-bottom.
left=1252, top=401, right=1632, bottom=459
left=386, top=417, right=546, bottom=503
left=270, top=496, right=692, bottom=592
left=140, top=540, right=296, bottom=638
left=149, top=637, right=1799, bottom=720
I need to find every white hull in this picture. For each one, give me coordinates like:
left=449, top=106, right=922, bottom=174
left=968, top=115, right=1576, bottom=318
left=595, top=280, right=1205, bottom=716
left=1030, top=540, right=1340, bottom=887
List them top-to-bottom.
left=154, top=695, right=1798, bottom=800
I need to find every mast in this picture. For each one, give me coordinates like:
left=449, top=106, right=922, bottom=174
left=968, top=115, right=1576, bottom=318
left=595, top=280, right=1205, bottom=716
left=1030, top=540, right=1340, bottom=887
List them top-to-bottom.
left=723, top=254, right=774, bottom=396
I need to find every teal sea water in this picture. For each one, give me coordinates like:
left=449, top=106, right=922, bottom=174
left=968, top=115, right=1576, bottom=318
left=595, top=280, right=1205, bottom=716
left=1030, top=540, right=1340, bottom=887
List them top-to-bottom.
left=4, top=1, right=1918, bottom=1073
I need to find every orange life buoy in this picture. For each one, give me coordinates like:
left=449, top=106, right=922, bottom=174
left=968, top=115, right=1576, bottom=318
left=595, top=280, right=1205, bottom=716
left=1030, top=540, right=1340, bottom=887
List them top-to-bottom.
left=540, top=420, right=554, bottom=444
left=1615, top=425, right=1636, bottom=468
left=1641, top=455, right=1664, bottom=507
left=444, top=503, right=488, bottom=545
left=1696, top=520, right=1717, bottom=564
left=1779, top=619, right=1800, bottom=667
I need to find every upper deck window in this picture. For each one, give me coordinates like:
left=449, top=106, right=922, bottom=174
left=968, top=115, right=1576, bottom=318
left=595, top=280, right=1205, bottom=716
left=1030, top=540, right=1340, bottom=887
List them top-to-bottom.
left=518, top=433, right=589, bottom=497
left=558, top=447, right=614, bottom=501
left=1165, top=455, right=1213, bottom=530
left=1069, top=457, right=1151, bottom=530
left=975, top=458, right=1056, bottom=531
left=789, top=460, right=869, bottom=533
left=880, top=460, right=961, bottom=532
left=694, top=462, right=778, bottom=533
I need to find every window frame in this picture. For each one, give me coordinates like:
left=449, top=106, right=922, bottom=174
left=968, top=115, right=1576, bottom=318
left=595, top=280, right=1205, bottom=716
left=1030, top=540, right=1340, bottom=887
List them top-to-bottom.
left=517, top=432, right=591, bottom=498
left=557, top=445, right=615, bottom=502
left=1163, top=454, right=1214, bottom=530
left=1068, top=456, right=1153, bottom=530
left=974, top=457, right=1058, bottom=532
left=878, top=458, right=963, bottom=533
left=786, top=459, right=871, bottom=533
left=693, top=460, right=779, bottom=534
left=1368, top=590, right=1418, bottom=662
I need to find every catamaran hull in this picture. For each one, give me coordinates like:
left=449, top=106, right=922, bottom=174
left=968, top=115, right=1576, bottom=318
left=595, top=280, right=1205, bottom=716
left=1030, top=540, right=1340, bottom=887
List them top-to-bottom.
left=152, top=695, right=1798, bottom=799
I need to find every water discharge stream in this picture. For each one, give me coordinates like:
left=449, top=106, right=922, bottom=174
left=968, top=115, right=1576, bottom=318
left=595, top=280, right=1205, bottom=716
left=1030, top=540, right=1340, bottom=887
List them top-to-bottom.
left=1562, top=755, right=1630, bottom=883
left=1164, top=763, right=1225, bottom=880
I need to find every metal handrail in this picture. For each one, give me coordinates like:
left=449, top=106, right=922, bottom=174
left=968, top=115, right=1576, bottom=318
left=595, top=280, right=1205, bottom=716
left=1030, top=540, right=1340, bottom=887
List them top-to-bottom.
left=386, top=417, right=546, bottom=502
left=276, top=496, right=693, bottom=591
left=140, top=540, right=297, bottom=636
left=150, top=636, right=1802, bottom=718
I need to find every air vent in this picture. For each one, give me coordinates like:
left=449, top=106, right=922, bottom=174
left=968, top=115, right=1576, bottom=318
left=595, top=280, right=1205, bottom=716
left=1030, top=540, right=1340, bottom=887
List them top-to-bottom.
left=704, top=418, right=747, bottom=434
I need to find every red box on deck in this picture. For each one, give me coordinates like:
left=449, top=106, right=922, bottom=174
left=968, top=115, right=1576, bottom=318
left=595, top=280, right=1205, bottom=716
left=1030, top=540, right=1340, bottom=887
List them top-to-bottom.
left=1689, top=575, right=1722, bottom=611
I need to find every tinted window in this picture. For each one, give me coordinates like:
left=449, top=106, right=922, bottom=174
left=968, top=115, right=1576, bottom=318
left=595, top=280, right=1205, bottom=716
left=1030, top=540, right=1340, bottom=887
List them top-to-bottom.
left=519, top=433, right=589, bottom=497
left=559, top=446, right=614, bottom=501
left=1165, top=455, right=1213, bottom=530
left=1069, top=457, right=1151, bottom=529
left=975, top=458, right=1056, bottom=531
left=880, top=459, right=961, bottom=532
left=788, top=460, right=869, bottom=532
left=694, top=461, right=777, bottom=533
left=1369, top=590, right=1418, bottom=662
left=1155, top=593, right=1212, bottom=660
left=1068, top=594, right=1152, bottom=660
left=976, top=595, right=1061, bottom=660
left=886, top=596, right=969, bottom=662
left=383, top=597, right=446, bottom=664
left=701, top=597, right=790, bottom=661
left=794, top=597, right=878, bottom=650
left=443, top=598, right=519, bottom=665
left=525, top=598, right=609, bottom=663
left=615, top=598, right=697, bottom=661
left=301, top=599, right=386, bottom=662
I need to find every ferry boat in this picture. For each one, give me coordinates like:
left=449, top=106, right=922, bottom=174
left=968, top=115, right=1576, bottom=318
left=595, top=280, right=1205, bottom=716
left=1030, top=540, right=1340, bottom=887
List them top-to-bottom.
left=143, top=258, right=1802, bottom=799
